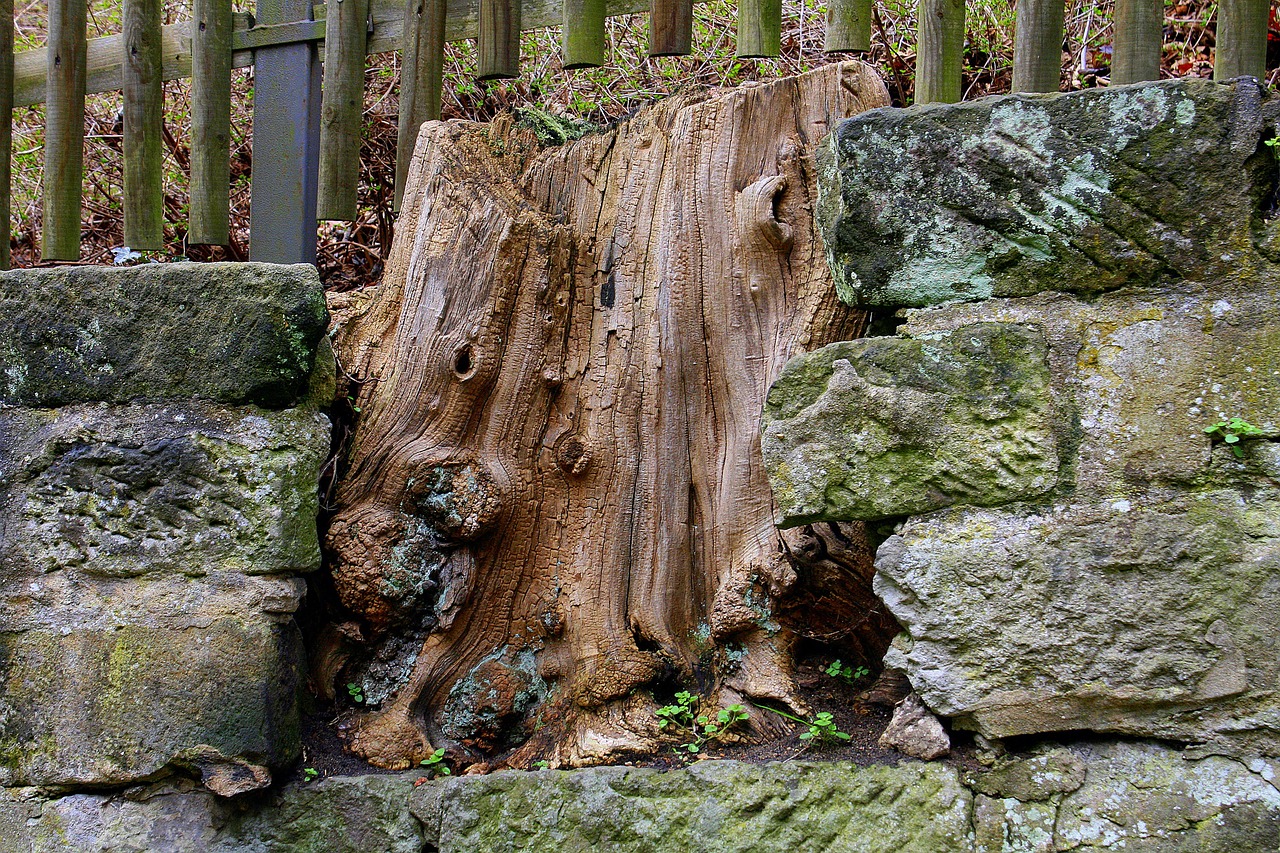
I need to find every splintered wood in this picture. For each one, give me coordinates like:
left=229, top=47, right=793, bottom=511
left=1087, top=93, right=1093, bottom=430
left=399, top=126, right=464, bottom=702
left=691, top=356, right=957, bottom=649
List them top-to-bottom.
left=326, top=62, right=894, bottom=768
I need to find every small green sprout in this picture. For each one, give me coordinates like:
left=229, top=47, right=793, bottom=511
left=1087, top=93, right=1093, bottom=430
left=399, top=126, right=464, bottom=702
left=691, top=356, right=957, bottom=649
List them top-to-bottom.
left=1205, top=417, right=1267, bottom=458
left=824, top=659, right=870, bottom=686
left=346, top=682, right=365, bottom=704
left=654, top=692, right=749, bottom=755
left=756, top=704, right=853, bottom=747
left=799, top=712, right=852, bottom=743
left=419, top=748, right=451, bottom=777
left=302, top=767, right=319, bottom=783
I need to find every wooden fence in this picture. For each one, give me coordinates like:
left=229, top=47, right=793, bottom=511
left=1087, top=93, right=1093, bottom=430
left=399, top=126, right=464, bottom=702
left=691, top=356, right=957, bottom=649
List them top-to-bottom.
left=1, top=0, right=1273, bottom=268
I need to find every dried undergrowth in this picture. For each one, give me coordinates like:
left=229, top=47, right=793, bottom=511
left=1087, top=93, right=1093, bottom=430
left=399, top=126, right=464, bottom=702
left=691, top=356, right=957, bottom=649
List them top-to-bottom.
left=6, top=0, right=1269, bottom=286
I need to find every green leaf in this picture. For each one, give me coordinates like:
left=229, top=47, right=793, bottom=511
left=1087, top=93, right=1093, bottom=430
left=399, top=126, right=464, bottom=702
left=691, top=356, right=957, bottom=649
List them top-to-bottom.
left=1225, top=433, right=1239, bottom=443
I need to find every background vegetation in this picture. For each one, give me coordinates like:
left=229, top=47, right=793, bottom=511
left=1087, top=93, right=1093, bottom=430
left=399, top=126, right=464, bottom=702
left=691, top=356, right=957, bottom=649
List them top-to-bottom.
left=7, top=0, right=1260, bottom=286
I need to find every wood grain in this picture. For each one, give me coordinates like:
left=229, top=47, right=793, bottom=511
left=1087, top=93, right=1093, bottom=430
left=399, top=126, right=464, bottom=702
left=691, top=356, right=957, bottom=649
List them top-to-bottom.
left=325, top=63, right=891, bottom=767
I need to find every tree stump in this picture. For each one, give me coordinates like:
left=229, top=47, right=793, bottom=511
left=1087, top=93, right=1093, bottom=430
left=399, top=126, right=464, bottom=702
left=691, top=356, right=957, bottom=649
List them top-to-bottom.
left=325, top=61, right=894, bottom=768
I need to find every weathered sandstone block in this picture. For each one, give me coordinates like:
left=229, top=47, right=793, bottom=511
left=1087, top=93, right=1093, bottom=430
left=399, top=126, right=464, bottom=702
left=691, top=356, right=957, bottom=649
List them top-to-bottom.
left=771, top=78, right=1280, bottom=754
left=818, top=78, right=1277, bottom=307
left=0, top=262, right=327, bottom=408
left=0, top=263, right=333, bottom=792
left=763, top=322, right=1058, bottom=525
left=8, top=746, right=1279, bottom=851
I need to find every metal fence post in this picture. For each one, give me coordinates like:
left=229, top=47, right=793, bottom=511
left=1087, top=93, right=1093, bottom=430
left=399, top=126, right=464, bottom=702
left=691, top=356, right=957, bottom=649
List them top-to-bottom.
left=249, top=0, right=321, bottom=264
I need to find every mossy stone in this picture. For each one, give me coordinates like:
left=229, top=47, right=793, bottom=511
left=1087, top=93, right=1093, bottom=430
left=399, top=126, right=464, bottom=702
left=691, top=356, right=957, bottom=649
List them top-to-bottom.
left=818, top=79, right=1280, bottom=307
left=0, top=263, right=327, bottom=408
left=762, top=322, right=1058, bottom=525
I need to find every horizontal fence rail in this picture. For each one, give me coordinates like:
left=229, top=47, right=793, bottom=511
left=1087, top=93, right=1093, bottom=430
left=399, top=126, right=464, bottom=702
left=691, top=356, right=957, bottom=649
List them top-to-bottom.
left=2, top=0, right=1275, bottom=266
left=12, top=0, right=664, bottom=107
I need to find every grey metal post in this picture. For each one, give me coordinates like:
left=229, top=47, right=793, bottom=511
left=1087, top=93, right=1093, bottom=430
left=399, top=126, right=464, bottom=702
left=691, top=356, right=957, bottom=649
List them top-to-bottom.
left=249, top=0, right=321, bottom=264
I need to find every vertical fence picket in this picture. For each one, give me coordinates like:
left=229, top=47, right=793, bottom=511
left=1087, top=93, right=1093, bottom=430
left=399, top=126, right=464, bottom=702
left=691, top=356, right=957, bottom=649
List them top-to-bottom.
left=0, top=0, right=11, bottom=270
left=43, top=0, right=86, bottom=261
left=123, top=0, right=164, bottom=250
left=190, top=0, right=232, bottom=246
left=249, top=0, right=321, bottom=264
left=318, top=0, right=370, bottom=221
left=395, top=0, right=446, bottom=210
left=478, top=0, right=520, bottom=79
left=562, top=0, right=606, bottom=68
left=650, top=0, right=692, bottom=55
left=738, top=0, right=781, bottom=57
left=824, top=0, right=871, bottom=52
left=915, top=0, right=963, bottom=104
left=1012, top=0, right=1064, bottom=92
left=1112, top=0, right=1163, bottom=84
left=1215, top=0, right=1269, bottom=81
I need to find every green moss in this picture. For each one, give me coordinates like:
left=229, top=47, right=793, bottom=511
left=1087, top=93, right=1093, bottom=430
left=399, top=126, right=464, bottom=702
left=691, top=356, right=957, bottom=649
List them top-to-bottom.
left=820, top=80, right=1273, bottom=308
left=0, top=263, right=327, bottom=408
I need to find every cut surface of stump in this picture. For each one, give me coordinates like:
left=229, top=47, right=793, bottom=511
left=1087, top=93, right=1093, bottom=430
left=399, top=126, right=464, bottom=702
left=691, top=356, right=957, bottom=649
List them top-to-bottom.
left=325, top=61, right=894, bottom=768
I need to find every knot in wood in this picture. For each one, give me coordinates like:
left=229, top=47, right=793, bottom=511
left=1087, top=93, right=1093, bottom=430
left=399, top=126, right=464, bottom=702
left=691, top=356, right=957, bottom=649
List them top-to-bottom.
left=553, top=433, right=592, bottom=476
left=405, top=462, right=502, bottom=542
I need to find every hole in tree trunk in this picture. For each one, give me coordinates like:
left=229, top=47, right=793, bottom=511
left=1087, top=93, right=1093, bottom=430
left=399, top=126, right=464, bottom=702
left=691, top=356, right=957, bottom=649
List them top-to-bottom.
left=452, top=345, right=474, bottom=380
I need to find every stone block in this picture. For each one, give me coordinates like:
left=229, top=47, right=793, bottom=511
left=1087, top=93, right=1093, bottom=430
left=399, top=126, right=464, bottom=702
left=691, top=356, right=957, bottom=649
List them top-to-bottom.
left=818, top=79, right=1278, bottom=307
left=0, top=263, right=328, bottom=408
left=763, top=322, right=1058, bottom=525
left=0, top=401, right=330, bottom=788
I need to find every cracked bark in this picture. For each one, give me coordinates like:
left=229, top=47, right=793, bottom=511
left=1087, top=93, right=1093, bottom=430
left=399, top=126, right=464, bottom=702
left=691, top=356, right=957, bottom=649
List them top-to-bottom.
left=324, top=61, right=895, bottom=768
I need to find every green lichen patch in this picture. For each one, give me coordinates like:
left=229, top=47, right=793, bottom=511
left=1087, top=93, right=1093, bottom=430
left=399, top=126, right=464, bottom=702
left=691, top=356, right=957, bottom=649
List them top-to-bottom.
left=818, top=79, right=1279, bottom=307
left=0, top=262, right=328, bottom=408
left=763, top=322, right=1058, bottom=525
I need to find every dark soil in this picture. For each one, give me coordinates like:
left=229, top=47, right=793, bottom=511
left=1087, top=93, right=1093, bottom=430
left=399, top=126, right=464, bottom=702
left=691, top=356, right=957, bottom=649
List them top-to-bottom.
left=288, top=653, right=985, bottom=786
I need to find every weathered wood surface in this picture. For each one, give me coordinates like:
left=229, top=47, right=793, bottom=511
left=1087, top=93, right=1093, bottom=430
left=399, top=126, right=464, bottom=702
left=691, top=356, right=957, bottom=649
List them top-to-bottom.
left=0, top=0, right=12, bottom=269
left=43, top=0, right=87, bottom=261
left=123, top=0, right=165, bottom=250
left=189, top=0, right=233, bottom=245
left=317, top=0, right=370, bottom=221
left=395, top=0, right=448, bottom=208
left=477, top=0, right=520, bottom=79
left=562, top=0, right=607, bottom=68
left=649, top=0, right=693, bottom=55
left=737, top=0, right=781, bottom=58
left=823, top=0, right=871, bottom=53
left=915, top=0, right=964, bottom=104
left=1011, top=0, right=1063, bottom=92
left=1111, top=0, right=1162, bottom=85
left=1215, top=0, right=1270, bottom=81
left=326, top=62, right=892, bottom=768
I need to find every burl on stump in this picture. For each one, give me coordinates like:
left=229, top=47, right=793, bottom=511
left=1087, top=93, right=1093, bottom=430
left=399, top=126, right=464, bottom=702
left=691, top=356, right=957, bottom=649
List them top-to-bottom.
left=325, top=61, right=899, bottom=768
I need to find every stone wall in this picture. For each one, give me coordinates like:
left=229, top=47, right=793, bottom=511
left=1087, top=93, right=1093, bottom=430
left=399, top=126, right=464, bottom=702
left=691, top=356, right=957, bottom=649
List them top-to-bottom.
left=6, top=77, right=1280, bottom=852
left=766, top=77, right=1280, bottom=760
left=0, top=263, right=332, bottom=796
left=4, top=743, right=1278, bottom=851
